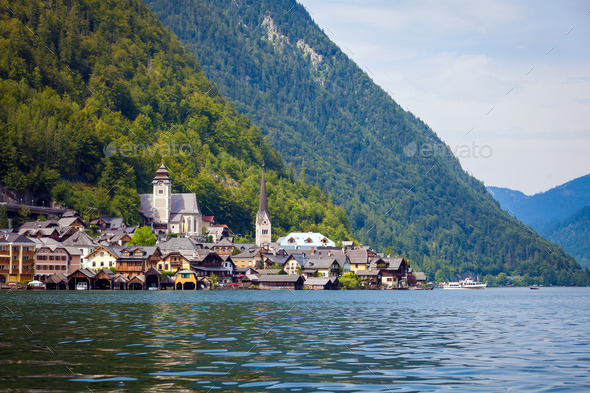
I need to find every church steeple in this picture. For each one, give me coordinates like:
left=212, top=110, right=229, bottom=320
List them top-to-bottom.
left=255, top=167, right=271, bottom=247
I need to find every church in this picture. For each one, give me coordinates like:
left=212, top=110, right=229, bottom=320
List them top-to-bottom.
left=139, top=164, right=203, bottom=236
left=255, top=168, right=272, bottom=247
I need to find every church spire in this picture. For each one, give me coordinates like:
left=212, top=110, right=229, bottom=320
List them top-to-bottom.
left=255, top=166, right=271, bottom=247
left=258, top=167, right=269, bottom=216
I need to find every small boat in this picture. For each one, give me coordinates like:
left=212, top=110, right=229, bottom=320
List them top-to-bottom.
left=442, top=277, right=487, bottom=290
left=26, top=280, right=45, bottom=290
left=76, top=282, right=88, bottom=290
left=530, top=286, right=539, bottom=290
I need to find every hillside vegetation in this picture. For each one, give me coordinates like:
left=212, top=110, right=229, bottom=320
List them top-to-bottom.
left=0, top=0, right=354, bottom=242
left=147, top=0, right=589, bottom=285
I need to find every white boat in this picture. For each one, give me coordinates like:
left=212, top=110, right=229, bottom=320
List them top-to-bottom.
left=442, top=277, right=487, bottom=290
left=76, top=282, right=88, bottom=290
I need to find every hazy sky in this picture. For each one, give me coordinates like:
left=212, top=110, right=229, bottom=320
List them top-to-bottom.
left=297, top=0, right=590, bottom=195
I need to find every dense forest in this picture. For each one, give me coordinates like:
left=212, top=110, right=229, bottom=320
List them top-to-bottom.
left=0, top=0, right=354, bottom=242
left=146, top=0, right=589, bottom=285
left=544, top=206, right=590, bottom=269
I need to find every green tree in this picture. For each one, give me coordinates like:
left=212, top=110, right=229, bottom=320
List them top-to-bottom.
left=12, top=204, right=31, bottom=229
left=131, top=226, right=156, bottom=246
left=339, top=272, right=360, bottom=290
left=496, top=272, right=508, bottom=286
left=210, top=273, right=218, bottom=287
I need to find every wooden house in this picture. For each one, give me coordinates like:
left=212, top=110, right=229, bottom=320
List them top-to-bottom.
left=115, top=246, right=162, bottom=277
left=190, top=252, right=232, bottom=284
left=303, top=256, right=340, bottom=278
left=370, top=257, right=408, bottom=289
left=145, top=267, right=161, bottom=290
left=67, top=268, right=96, bottom=290
left=94, top=268, right=116, bottom=290
left=356, top=270, right=382, bottom=289
left=45, top=273, right=68, bottom=290
left=128, top=274, right=146, bottom=290
left=257, top=274, right=304, bottom=290
left=303, top=277, right=339, bottom=290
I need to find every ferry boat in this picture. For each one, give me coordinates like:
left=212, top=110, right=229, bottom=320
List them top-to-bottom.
left=442, top=277, right=487, bottom=290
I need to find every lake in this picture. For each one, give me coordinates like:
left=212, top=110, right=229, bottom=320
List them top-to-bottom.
left=1, top=288, right=589, bottom=392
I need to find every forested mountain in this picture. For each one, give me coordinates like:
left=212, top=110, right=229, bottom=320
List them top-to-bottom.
left=0, top=0, right=354, bottom=242
left=146, top=0, right=588, bottom=285
left=488, top=174, right=590, bottom=227
left=489, top=175, right=590, bottom=269
left=544, top=206, right=590, bottom=269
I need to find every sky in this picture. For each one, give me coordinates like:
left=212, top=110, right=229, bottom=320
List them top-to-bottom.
left=297, top=0, right=590, bottom=195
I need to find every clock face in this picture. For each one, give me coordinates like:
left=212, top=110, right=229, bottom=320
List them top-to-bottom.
left=158, top=181, right=163, bottom=186
left=262, top=220, right=267, bottom=225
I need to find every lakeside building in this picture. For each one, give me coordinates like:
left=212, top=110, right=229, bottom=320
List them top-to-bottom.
left=276, top=232, right=335, bottom=250
left=0, top=233, right=36, bottom=284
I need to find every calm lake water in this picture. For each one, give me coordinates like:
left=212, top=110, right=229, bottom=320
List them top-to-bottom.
left=1, top=288, right=589, bottom=392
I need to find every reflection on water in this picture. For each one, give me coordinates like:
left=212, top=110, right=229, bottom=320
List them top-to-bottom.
left=1, top=289, right=589, bottom=392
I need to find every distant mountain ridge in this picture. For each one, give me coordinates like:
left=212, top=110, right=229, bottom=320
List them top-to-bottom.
left=146, top=0, right=588, bottom=285
left=488, top=174, right=590, bottom=226
left=488, top=175, right=590, bottom=269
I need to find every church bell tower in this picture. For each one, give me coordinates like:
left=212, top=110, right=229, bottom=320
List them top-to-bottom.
left=152, top=163, right=171, bottom=227
left=255, top=167, right=272, bottom=247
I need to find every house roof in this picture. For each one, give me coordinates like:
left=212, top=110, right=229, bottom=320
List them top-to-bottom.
left=58, top=217, right=83, bottom=227
left=62, top=231, right=97, bottom=247
left=277, top=232, right=335, bottom=248
left=3, top=233, right=36, bottom=245
left=158, top=237, right=199, bottom=252
left=214, top=237, right=234, bottom=248
left=233, top=248, right=262, bottom=259
left=314, top=248, right=347, bottom=267
left=347, top=249, right=369, bottom=265
left=305, top=256, right=340, bottom=270
left=371, top=257, right=406, bottom=271
left=356, top=270, right=381, bottom=276
left=414, top=272, right=427, bottom=281
left=46, top=273, right=68, bottom=284
left=257, top=274, right=303, bottom=283
left=128, top=275, right=145, bottom=284
left=303, top=277, right=333, bottom=286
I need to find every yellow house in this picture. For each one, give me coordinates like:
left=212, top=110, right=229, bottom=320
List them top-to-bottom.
left=0, top=234, right=36, bottom=284
left=85, top=246, right=119, bottom=270
left=232, top=248, right=263, bottom=269
left=346, top=249, right=369, bottom=274
left=158, top=251, right=193, bottom=272
left=174, top=269, right=198, bottom=290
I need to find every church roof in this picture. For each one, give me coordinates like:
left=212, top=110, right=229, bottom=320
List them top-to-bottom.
left=152, top=163, right=170, bottom=183
left=139, top=193, right=201, bottom=219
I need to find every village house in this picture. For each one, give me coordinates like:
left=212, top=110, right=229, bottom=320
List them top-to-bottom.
left=57, top=216, right=86, bottom=230
left=61, top=231, right=98, bottom=267
left=0, top=233, right=36, bottom=284
left=211, top=237, right=236, bottom=256
left=34, top=245, right=82, bottom=282
left=85, top=245, right=120, bottom=270
left=116, top=246, right=162, bottom=277
left=232, top=247, right=264, bottom=269
left=347, top=248, right=370, bottom=274
left=190, top=251, right=232, bottom=285
left=282, top=254, right=304, bottom=275
left=303, top=256, right=340, bottom=278
left=370, top=256, right=408, bottom=289
left=67, top=268, right=96, bottom=290
left=174, top=269, right=200, bottom=290
left=356, top=270, right=382, bottom=289
left=257, top=274, right=304, bottom=290
left=303, top=276, right=339, bottom=290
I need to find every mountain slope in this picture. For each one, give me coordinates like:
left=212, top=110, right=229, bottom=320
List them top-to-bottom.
left=0, top=0, right=354, bottom=241
left=146, top=0, right=588, bottom=285
left=488, top=174, right=590, bottom=227
left=544, top=206, right=590, bottom=269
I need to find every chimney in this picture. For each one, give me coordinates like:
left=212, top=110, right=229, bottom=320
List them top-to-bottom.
left=311, top=247, right=315, bottom=255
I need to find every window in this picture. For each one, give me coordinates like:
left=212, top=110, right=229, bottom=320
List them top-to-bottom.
left=158, top=189, right=163, bottom=194
left=262, top=230, right=268, bottom=235
left=288, top=238, right=295, bottom=243
left=305, top=238, right=312, bottom=243
left=100, top=252, right=104, bottom=257
left=23, top=256, right=29, bottom=261
left=92, top=261, right=96, bottom=267
left=100, top=261, right=104, bottom=267
left=109, top=262, right=113, bottom=267
left=0, top=265, right=4, bottom=269
left=12, top=265, right=18, bottom=270
left=49, top=265, right=53, bottom=270
left=61, top=265, right=66, bottom=270
left=181, top=273, right=190, bottom=279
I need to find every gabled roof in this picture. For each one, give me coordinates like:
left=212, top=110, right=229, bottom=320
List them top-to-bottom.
left=139, top=193, right=201, bottom=219
left=58, top=217, right=84, bottom=227
left=62, top=230, right=97, bottom=247
left=277, top=232, right=335, bottom=248
left=3, top=233, right=36, bottom=245
left=158, top=237, right=199, bottom=252
left=214, top=237, right=234, bottom=248
left=233, top=247, right=262, bottom=259
left=347, top=248, right=369, bottom=265
left=305, top=256, right=340, bottom=270
left=370, top=257, right=406, bottom=271
left=356, top=270, right=381, bottom=276
left=414, top=272, right=427, bottom=281
left=46, top=273, right=68, bottom=283
left=258, top=274, right=303, bottom=283
left=128, top=275, right=145, bottom=284
left=303, top=277, right=332, bottom=286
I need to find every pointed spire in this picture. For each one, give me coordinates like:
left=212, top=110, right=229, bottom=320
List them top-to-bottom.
left=258, top=167, right=269, bottom=215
